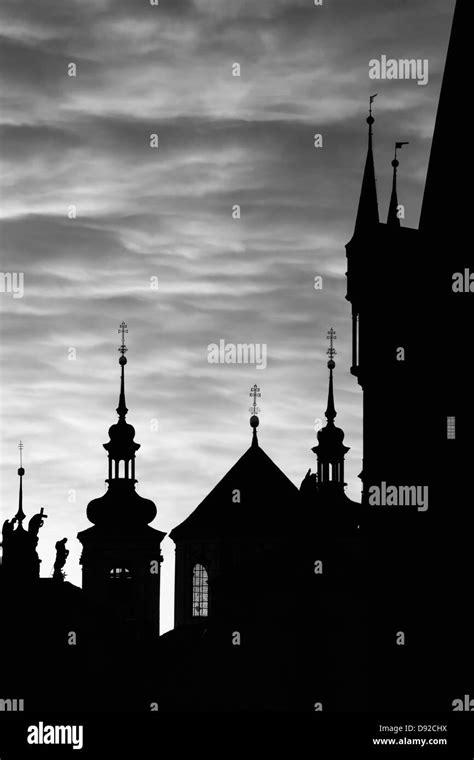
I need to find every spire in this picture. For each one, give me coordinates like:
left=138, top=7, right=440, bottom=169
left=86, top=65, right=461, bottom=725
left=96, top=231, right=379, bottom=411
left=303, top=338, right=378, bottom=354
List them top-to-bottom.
left=354, top=94, right=379, bottom=233
left=387, top=142, right=409, bottom=228
left=117, top=321, right=128, bottom=418
left=103, top=322, right=140, bottom=482
left=85, top=324, right=157, bottom=528
left=325, top=328, right=337, bottom=423
left=311, top=330, right=349, bottom=487
left=249, top=384, right=261, bottom=447
left=15, top=441, right=26, bottom=527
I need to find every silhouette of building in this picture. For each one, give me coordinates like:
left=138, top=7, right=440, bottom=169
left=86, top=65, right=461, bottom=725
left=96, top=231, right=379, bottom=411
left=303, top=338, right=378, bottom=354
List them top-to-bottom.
left=345, top=0, right=471, bottom=710
left=0, top=2, right=466, bottom=718
left=77, top=323, right=166, bottom=643
left=299, top=331, right=365, bottom=711
left=160, top=390, right=311, bottom=710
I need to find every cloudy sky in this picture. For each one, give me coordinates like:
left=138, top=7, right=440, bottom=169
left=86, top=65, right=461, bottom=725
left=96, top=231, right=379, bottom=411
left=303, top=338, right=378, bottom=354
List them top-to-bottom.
left=0, top=0, right=455, bottom=632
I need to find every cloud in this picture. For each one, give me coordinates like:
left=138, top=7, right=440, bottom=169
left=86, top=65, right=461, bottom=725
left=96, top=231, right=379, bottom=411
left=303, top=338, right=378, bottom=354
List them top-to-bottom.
left=0, top=0, right=456, bottom=632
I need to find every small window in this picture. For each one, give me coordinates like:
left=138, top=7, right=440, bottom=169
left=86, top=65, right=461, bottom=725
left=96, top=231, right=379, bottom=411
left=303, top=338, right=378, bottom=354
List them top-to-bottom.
left=447, top=416, right=456, bottom=440
left=192, top=563, right=209, bottom=617
left=110, top=567, right=132, bottom=579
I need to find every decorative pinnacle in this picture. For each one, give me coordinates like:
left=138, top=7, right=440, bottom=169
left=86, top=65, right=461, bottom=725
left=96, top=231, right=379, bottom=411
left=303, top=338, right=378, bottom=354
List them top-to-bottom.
left=368, top=93, right=377, bottom=124
left=393, top=141, right=409, bottom=168
left=118, top=321, right=128, bottom=366
left=116, top=322, right=128, bottom=417
left=326, top=328, right=337, bottom=367
left=249, top=384, right=261, bottom=417
left=249, top=384, right=261, bottom=445
left=16, top=440, right=26, bottom=525
left=18, top=440, right=24, bottom=476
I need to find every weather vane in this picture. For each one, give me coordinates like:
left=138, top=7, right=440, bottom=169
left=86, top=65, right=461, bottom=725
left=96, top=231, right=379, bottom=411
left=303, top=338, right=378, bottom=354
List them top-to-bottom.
left=369, top=93, right=377, bottom=116
left=394, top=141, right=409, bottom=162
left=118, top=321, right=128, bottom=356
left=326, top=328, right=337, bottom=361
left=249, top=384, right=261, bottom=416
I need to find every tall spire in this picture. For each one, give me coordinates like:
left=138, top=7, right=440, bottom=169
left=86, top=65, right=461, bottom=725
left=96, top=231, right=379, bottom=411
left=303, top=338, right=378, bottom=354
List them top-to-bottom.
left=354, top=94, right=379, bottom=233
left=387, top=142, right=409, bottom=228
left=117, top=321, right=128, bottom=418
left=102, top=322, right=140, bottom=483
left=85, top=324, right=157, bottom=528
left=325, top=328, right=337, bottom=423
left=312, top=330, right=349, bottom=487
left=249, top=384, right=261, bottom=447
left=15, top=440, right=26, bottom=527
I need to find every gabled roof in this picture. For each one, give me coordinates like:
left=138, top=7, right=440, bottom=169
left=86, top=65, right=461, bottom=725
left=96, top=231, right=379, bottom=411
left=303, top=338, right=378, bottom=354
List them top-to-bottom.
left=170, top=442, right=301, bottom=541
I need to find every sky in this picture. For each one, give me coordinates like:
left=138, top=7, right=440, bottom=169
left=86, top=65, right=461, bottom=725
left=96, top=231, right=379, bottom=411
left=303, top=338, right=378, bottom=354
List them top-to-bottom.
left=0, top=0, right=455, bottom=633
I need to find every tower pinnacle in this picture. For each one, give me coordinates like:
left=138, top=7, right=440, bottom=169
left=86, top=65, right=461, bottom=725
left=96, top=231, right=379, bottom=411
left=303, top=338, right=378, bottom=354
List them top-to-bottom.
left=354, top=95, right=379, bottom=233
left=387, top=141, right=409, bottom=228
left=117, top=321, right=128, bottom=418
left=325, top=328, right=337, bottom=423
left=249, top=384, right=261, bottom=446
left=15, top=440, right=26, bottom=527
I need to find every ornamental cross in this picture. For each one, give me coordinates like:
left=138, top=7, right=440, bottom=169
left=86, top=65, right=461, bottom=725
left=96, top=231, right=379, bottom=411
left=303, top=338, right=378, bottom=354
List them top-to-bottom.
left=118, top=321, right=128, bottom=356
left=326, top=328, right=337, bottom=360
left=249, top=384, right=261, bottom=416
left=18, top=440, right=24, bottom=467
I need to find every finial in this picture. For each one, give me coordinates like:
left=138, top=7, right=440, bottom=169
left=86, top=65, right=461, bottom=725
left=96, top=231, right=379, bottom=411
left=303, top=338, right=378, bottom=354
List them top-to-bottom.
left=368, top=93, right=377, bottom=126
left=393, top=141, right=409, bottom=167
left=387, top=142, right=409, bottom=228
left=118, top=321, right=128, bottom=366
left=116, top=322, right=129, bottom=417
left=326, top=328, right=337, bottom=368
left=325, top=330, right=337, bottom=422
left=249, top=384, right=261, bottom=446
left=16, top=440, right=26, bottom=526
left=18, top=440, right=24, bottom=476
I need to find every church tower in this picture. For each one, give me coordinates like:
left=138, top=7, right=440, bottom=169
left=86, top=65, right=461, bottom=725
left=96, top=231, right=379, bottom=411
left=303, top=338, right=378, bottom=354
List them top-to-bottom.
left=344, top=0, right=472, bottom=710
left=77, top=324, right=165, bottom=642
left=299, top=333, right=364, bottom=711
left=162, top=388, right=307, bottom=710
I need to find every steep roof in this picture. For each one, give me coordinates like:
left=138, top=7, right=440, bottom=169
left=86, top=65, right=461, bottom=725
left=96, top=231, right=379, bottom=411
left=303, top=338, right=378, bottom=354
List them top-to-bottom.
left=170, top=441, right=301, bottom=541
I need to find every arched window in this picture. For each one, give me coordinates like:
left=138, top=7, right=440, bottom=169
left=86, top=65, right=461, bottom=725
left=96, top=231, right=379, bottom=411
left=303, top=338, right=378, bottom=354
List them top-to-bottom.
left=192, top=563, right=209, bottom=617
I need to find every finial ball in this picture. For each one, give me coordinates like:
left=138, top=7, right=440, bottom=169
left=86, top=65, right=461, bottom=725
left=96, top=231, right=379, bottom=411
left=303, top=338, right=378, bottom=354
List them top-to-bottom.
left=367, top=115, right=374, bottom=125
left=392, top=159, right=399, bottom=168
left=119, top=355, right=127, bottom=366
left=327, top=359, right=335, bottom=370
left=250, top=415, right=259, bottom=428
left=18, top=467, right=25, bottom=476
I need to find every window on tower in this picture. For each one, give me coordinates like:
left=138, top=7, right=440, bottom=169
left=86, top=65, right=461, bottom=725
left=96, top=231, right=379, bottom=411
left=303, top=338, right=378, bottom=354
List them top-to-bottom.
left=192, top=563, right=209, bottom=617
left=109, top=567, right=132, bottom=580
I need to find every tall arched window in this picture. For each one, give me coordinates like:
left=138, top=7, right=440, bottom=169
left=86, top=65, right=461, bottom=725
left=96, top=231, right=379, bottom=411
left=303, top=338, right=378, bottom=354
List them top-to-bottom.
left=192, top=563, right=209, bottom=617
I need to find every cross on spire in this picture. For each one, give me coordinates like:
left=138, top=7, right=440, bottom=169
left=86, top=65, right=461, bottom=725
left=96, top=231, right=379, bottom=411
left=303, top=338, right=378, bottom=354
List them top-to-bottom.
left=118, top=321, right=128, bottom=356
left=326, top=328, right=337, bottom=362
left=249, top=384, right=261, bottom=416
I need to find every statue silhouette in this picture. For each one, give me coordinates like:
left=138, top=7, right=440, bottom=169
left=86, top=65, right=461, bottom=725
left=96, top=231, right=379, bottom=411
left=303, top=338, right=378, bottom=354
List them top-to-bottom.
left=28, top=507, right=47, bottom=539
left=53, top=538, right=69, bottom=581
